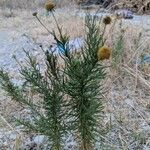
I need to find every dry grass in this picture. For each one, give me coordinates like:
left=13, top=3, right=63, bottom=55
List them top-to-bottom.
left=0, top=0, right=75, bottom=9
left=0, top=0, right=45, bottom=9
left=0, top=5, right=150, bottom=149
left=0, top=7, right=84, bottom=44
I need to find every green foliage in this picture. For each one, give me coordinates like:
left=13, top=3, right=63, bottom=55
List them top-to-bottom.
left=0, top=12, right=107, bottom=150
left=56, top=14, right=106, bottom=149
left=112, top=22, right=125, bottom=68
left=0, top=50, right=66, bottom=150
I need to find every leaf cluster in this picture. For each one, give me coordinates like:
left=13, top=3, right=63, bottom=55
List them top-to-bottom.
left=0, top=13, right=107, bottom=150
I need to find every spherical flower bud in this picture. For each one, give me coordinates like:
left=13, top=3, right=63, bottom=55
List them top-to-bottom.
left=45, top=1, right=55, bottom=12
left=32, top=12, right=37, bottom=16
left=103, top=16, right=112, bottom=25
left=97, top=46, right=111, bottom=61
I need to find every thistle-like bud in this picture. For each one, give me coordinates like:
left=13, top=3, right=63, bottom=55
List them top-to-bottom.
left=45, top=1, right=55, bottom=12
left=32, top=12, right=37, bottom=16
left=103, top=16, right=112, bottom=25
left=97, top=46, right=111, bottom=61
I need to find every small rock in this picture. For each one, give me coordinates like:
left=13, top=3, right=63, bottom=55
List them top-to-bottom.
left=115, top=9, right=134, bottom=19
left=34, top=135, right=45, bottom=144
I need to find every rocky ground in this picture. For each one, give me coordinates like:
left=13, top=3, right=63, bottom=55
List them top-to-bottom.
left=77, top=0, right=150, bottom=14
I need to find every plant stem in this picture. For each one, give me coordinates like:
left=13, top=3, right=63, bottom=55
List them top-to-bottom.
left=51, top=11, right=63, bottom=39
left=35, top=15, right=53, bottom=35
left=101, top=24, right=106, bottom=45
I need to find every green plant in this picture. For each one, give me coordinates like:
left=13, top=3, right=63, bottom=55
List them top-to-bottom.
left=0, top=10, right=108, bottom=149
left=61, top=14, right=107, bottom=149
left=112, top=22, right=125, bottom=69
left=0, top=50, right=66, bottom=150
